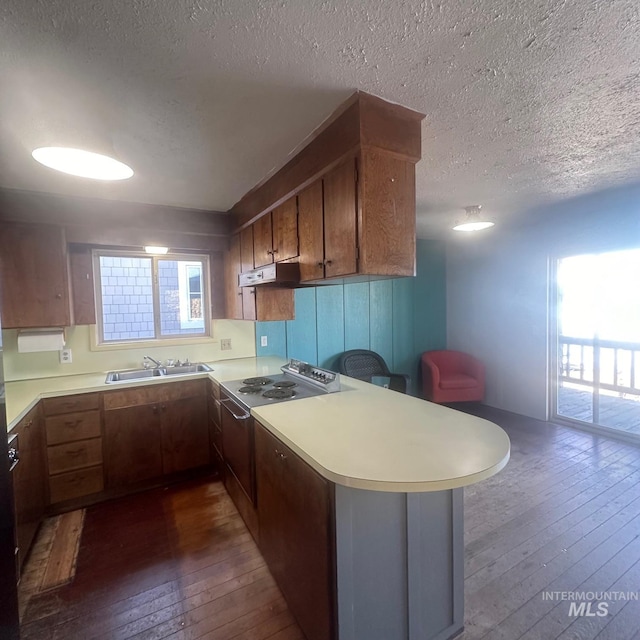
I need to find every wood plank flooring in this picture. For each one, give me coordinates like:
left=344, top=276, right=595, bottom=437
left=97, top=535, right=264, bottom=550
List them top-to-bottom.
left=461, top=405, right=640, bottom=640
left=19, top=406, right=640, bottom=640
left=19, top=479, right=304, bottom=640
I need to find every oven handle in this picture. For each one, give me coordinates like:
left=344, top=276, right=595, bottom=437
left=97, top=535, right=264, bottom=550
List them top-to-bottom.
left=221, top=397, right=251, bottom=421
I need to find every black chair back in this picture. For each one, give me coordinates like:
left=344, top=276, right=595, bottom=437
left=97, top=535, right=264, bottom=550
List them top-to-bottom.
left=337, top=349, right=391, bottom=381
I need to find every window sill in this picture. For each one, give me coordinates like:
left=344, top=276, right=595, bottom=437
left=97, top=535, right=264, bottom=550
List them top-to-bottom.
left=88, top=325, right=217, bottom=352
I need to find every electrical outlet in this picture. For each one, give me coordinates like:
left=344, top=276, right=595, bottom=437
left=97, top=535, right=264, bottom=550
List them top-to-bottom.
left=261, top=335, right=268, bottom=347
left=220, top=338, right=232, bottom=351
left=59, top=348, right=72, bottom=364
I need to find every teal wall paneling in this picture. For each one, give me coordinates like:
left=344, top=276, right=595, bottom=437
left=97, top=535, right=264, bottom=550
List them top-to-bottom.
left=253, top=239, right=447, bottom=396
left=391, top=277, right=415, bottom=383
left=369, top=280, right=394, bottom=369
left=343, top=282, right=370, bottom=351
left=315, top=285, right=345, bottom=369
left=285, top=287, right=318, bottom=364
left=254, top=320, right=287, bottom=358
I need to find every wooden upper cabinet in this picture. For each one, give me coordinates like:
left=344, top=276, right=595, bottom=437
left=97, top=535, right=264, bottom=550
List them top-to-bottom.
left=359, top=149, right=416, bottom=276
left=323, top=159, right=358, bottom=279
left=298, top=160, right=357, bottom=283
left=298, top=181, right=325, bottom=282
left=250, top=195, right=299, bottom=269
left=271, top=197, right=298, bottom=262
left=253, top=214, right=273, bottom=268
left=0, top=222, right=71, bottom=328
left=239, top=226, right=254, bottom=273
left=224, top=234, right=243, bottom=320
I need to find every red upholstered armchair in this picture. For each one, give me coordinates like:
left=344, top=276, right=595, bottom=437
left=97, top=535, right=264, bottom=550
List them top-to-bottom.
left=421, top=350, right=485, bottom=403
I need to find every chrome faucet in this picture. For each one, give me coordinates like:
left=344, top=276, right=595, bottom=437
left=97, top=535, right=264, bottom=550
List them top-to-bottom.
left=143, top=355, right=162, bottom=368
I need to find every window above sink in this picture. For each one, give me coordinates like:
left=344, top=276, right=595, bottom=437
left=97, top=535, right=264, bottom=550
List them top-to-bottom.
left=93, top=250, right=211, bottom=346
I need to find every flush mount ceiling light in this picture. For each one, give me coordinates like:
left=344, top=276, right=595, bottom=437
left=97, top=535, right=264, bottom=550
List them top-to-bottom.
left=31, top=147, right=134, bottom=181
left=452, top=205, right=495, bottom=232
left=144, top=246, right=169, bottom=255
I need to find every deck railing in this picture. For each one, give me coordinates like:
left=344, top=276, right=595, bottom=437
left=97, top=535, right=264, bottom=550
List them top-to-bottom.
left=559, top=335, right=640, bottom=422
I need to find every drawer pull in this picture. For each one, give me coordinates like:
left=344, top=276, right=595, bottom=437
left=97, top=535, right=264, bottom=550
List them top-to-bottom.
left=64, top=420, right=82, bottom=429
left=66, top=448, right=84, bottom=457
left=66, top=475, right=84, bottom=484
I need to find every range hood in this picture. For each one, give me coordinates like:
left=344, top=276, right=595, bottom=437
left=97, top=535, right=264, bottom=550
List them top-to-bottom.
left=239, top=263, right=300, bottom=287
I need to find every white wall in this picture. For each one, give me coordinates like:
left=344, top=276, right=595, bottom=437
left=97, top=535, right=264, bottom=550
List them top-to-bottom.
left=446, top=184, right=640, bottom=421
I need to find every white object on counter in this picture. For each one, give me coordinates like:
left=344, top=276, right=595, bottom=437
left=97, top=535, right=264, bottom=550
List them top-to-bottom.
left=17, top=329, right=66, bottom=353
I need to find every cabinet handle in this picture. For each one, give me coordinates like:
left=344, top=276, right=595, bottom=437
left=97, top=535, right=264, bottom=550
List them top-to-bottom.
left=272, top=248, right=278, bottom=254
left=266, top=250, right=273, bottom=255
left=325, top=259, right=333, bottom=266
left=317, top=262, right=324, bottom=268
left=250, top=289, right=255, bottom=295
left=55, top=293, right=62, bottom=299
left=161, top=404, right=166, bottom=411
left=152, top=405, right=158, bottom=413
left=24, top=420, right=33, bottom=428
left=64, top=420, right=81, bottom=429
left=66, top=448, right=84, bottom=457
left=274, top=448, right=287, bottom=461
left=66, top=474, right=84, bottom=484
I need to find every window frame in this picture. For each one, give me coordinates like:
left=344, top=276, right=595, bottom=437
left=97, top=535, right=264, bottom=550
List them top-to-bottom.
left=93, top=249, right=211, bottom=345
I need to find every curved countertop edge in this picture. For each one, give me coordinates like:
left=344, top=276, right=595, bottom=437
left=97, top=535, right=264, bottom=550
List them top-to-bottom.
left=253, top=411, right=511, bottom=493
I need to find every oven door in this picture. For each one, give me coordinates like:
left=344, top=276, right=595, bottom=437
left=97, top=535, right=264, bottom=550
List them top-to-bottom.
left=220, top=391, right=255, bottom=504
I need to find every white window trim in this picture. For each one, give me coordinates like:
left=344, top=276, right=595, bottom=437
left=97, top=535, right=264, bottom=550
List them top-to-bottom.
left=92, top=249, right=211, bottom=345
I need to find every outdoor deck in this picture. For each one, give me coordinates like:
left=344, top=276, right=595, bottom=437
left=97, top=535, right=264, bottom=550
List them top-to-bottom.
left=558, top=385, right=640, bottom=436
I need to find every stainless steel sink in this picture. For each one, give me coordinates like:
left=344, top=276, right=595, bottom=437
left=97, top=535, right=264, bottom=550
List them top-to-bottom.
left=105, top=363, right=212, bottom=384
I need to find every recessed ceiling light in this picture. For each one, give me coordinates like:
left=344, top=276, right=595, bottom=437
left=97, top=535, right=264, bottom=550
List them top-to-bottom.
left=31, top=147, right=134, bottom=181
left=453, top=205, right=495, bottom=232
left=144, top=246, right=169, bottom=254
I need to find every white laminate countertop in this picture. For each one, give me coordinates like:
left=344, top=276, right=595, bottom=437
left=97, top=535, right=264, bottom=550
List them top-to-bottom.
left=4, top=356, right=510, bottom=493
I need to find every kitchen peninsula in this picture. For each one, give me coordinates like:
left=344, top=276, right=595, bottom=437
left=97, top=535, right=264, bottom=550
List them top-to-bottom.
left=5, top=356, right=510, bottom=640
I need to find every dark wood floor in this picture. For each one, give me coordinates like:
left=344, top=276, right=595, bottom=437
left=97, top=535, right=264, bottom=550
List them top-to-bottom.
left=19, top=407, right=640, bottom=640
left=19, top=479, right=304, bottom=640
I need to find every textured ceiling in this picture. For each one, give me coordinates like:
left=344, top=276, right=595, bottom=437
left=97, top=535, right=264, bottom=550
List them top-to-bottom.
left=1, top=0, right=638, bottom=237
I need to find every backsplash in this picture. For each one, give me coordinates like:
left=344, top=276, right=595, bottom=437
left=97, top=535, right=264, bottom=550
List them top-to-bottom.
left=2, top=320, right=256, bottom=381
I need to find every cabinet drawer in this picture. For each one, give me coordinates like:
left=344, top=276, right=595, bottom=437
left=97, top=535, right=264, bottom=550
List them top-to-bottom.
left=42, top=393, right=100, bottom=416
left=45, top=410, right=101, bottom=445
left=47, top=438, right=103, bottom=475
left=49, top=465, right=104, bottom=503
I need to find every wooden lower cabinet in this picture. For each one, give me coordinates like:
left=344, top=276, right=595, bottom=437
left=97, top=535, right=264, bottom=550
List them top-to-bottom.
left=103, top=380, right=210, bottom=490
left=160, top=395, right=209, bottom=475
left=104, top=404, right=163, bottom=488
left=11, top=405, right=47, bottom=570
left=255, top=422, right=335, bottom=640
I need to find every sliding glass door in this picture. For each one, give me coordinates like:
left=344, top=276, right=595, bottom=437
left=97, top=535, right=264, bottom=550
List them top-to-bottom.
left=553, top=248, right=640, bottom=437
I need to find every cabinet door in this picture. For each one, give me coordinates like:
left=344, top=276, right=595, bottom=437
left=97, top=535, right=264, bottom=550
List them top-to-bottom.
left=359, top=149, right=416, bottom=276
left=322, top=160, right=358, bottom=279
left=298, top=180, right=325, bottom=282
left=271, top=197, right=298, bottom=262
left=253, top=213, right=273, bottom=268
left=0, top=222, right=71, bottom=328
left=239, top=226, right=254, bottom=273
left=224, top=234, right=243, bottom=320
left=241, top=287, right=257, bottom=321
left=160, top=395, right=209, bottom=475
left=104, top=405, right=163, bottom=488
left=12, top=407, right=46, bottom=569
left=256, top=423, right=335, bottom=640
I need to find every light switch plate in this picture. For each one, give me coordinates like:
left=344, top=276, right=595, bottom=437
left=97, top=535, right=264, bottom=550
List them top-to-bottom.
left=261, top=336, right=268, bottom=347
left=59, top=348, right=72, bottom=364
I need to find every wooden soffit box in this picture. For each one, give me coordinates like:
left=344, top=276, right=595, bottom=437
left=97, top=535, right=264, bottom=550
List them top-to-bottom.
left=229, top=91, right=425, bottom=230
